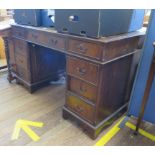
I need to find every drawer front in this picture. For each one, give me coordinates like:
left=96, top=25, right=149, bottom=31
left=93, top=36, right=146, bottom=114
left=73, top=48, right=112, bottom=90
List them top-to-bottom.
left=12, top=26, right=65, bottom=51
left=12, top=27, right=28, bottom=39
left=27, top=30, right=65, bottom=51
left=27, top=30, right=40, bottom=43
left=45, top=34, right=65, bottom=50
left=102, top=37, right=139, bottom=61
left=14, top=38, right=28, bottom=56
left=68, top=39, right=102, bottom=60
left=15, top=54, right=29, bottom=71
left=67, top=56, right=99, bottom=85
left=16, top=66, right=30, bottom=82
left=68, top=76, right=97, bottom=103
left=66, top=94, right=95, bottom=123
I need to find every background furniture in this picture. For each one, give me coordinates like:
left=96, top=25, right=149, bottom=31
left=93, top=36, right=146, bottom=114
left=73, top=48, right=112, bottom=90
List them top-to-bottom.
left=1, top=24, right=145, bottom=139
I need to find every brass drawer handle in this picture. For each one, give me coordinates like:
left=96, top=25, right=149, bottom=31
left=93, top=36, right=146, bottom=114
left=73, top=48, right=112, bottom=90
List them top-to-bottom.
left=18, top=31, right=26, bottom=37
left=18, top=32, right=23, bottom=36
left=31, top=33, right=38, bottom=39
left=50, top=39, right=58, bottom=45
left=77, top=44, right=88, bottom=54
left=76, top=67, right=86, bottom=76
left=79, top=85, right=87, bottom=93
left=76, top=105, right=84, bottom=113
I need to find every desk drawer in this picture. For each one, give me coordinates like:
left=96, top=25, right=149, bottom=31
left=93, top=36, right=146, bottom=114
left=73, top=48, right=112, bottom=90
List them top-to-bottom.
left=12, top=27, right=28, bottom=39
left=27, top=30, right=65, bottom=51
left=27, top=30, right=40, bottom=43
left=44, top=34, right=65, bottom=50
left=102, top=37, right=139, bottom=62
left=14, top=38, right=28, bottom=56
left=68, top=39, right=102, bottom=60
left=15, top=54, right=29, bottom=71
left=67, top=56, right=99, bottom=85
left=16, top=66, right=30, bottom=82
left=68, top=76, right=97, bottom=103
left=66, top=94, right=95, bottom=123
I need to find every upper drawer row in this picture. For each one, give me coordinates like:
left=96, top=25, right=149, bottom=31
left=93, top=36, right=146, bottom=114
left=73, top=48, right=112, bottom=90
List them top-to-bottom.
left=12, top=26, right=140, bottom=62
left=12, top=26, right=66, bottom=51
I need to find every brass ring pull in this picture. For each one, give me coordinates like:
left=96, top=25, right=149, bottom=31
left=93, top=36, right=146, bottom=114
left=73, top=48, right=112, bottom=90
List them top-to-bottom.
left=31, top=33, right=38, bottom=39
left=50, top=39, right=58, bottom=45
left=77, top=44, right=87, bottom=53
left=76, top=67, right=86, bottom=75
left=79, top=85, right=87, bottom=93
left=76, top=106, right=83, bottom=113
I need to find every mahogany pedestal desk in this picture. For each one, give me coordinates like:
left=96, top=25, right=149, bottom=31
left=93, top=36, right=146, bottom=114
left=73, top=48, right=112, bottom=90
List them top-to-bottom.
left=1, top=24, right=145, bottom=139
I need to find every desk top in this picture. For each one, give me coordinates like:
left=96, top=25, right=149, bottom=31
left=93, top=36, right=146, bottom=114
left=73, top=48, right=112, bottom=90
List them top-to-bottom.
left=9, top=23, right=146, bottom=65
left=11, top=23, right=146, bottom=43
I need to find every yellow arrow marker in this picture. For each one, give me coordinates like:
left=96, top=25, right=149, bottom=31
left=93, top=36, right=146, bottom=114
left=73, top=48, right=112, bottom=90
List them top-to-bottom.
left=95, top=116, right=125, bottom=146
left=11, top=119, right=44, bottom=142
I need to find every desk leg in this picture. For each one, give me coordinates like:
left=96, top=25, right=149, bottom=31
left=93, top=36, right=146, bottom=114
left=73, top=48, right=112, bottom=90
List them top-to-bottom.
left=3, top=37, right=15, bottom=83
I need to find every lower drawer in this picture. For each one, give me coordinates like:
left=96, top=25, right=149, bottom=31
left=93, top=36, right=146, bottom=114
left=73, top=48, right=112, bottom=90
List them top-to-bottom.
left=16, top=66, right=30, bottom=82
left=68, top=76, right=97, bottom=103
left=66, top=94, right=95, bottom=123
